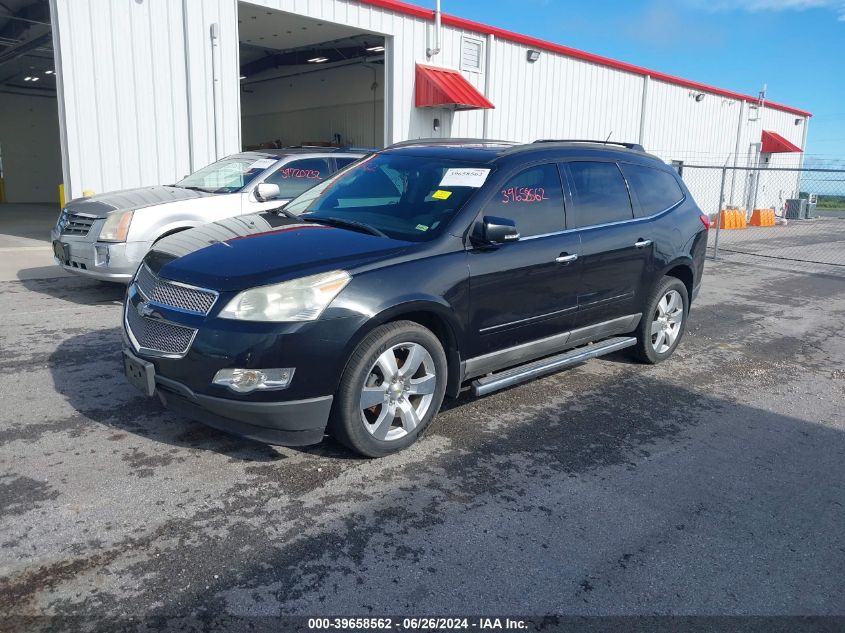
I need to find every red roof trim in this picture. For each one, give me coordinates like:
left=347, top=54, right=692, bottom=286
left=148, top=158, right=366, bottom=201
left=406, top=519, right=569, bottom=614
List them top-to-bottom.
left=357, top=0, right=812, bottom=118
left=416, top=63, right=495, bottom=110
left=761, top=130, right=803, bottom=153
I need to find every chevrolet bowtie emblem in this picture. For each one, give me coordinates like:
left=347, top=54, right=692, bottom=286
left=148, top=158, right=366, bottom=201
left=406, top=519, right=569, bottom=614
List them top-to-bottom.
left=137, top=301, right=156, bottom=319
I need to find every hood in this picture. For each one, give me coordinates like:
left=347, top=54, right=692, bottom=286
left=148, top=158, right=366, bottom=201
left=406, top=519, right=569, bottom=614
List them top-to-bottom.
left=64, top=185, right=214, bottom=218
left=146, top=213, right=412, bottom=292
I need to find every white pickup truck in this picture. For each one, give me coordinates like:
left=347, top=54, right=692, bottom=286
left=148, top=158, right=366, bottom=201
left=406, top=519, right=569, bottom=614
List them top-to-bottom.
left=50, top=148, right=365, bottom=283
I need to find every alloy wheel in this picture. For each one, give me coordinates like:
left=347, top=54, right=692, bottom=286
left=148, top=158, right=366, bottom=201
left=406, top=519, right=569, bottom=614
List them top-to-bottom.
left=651, top=289, right=684, bottom=354
left=359, top=342, right=437, bottom=441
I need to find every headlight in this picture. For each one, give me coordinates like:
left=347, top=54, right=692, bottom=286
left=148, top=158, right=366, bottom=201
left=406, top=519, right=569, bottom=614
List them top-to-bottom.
left=99, top=209, right=134, bottom=242
left=219, top=270, right=351, bottom=322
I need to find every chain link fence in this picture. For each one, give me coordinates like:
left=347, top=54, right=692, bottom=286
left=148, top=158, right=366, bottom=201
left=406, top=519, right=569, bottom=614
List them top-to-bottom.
left=681, top=165, right=845, bottom=273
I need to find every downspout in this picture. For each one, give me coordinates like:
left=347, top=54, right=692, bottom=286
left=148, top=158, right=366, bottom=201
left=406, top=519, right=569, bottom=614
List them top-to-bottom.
left=181, top=0, right=194, bottom=172
left=426, top=0, right=441, bottom=58
left=210, top=22, right=222, bottom=159
left=482, top=33, right=494, bottom=139
left=638, top=74, right=649, bottom=147
left=729, top=99, right=745, bottom=205
left=798, top=115, right=809, bottom=170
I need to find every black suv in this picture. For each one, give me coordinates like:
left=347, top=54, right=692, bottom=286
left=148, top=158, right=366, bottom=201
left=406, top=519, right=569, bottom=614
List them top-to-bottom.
left=122, top=139, right=708, bottom=456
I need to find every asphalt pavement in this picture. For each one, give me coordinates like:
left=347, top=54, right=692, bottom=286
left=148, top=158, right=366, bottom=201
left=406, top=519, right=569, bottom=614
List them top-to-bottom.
left=0, top=254, right=843, bottom=625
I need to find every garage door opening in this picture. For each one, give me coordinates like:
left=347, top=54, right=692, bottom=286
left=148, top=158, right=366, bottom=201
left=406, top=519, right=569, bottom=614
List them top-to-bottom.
left=0, top=0, right=62, bottom=255
left=238, top=3, right=386, bottom=152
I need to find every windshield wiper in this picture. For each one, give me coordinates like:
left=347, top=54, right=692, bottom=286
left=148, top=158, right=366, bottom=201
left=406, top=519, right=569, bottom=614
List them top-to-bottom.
left=179, top=185, right=214, bottom=193
left=274, top=207, right=299, bottom=220
left=303, top=216, right=388, bottom=238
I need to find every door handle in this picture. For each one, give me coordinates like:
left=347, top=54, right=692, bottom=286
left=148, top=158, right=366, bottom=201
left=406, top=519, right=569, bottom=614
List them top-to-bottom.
left=634, top=239, right=653, bottom=248
left=556, top=253, right=578, bottom=264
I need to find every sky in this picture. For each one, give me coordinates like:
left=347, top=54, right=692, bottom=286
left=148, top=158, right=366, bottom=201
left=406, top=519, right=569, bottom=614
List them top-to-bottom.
left=450, top=0, right=845, bottom=164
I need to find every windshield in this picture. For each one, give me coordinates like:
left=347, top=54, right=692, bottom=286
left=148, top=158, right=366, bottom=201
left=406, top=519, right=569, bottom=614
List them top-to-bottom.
left=284, top=153, right=492, bottom=242
left=175, top=155, right=277, bottom=194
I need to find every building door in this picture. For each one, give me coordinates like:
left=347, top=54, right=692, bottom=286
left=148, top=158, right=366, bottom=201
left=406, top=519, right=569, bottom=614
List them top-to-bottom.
left=744, top=142, right=763, bottom=215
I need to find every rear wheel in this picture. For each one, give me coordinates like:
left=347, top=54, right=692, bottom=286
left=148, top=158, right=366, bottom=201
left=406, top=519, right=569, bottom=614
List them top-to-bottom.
left=631, top=276, right=688, bottom=364
left=329, top=321, right=447, bottom=457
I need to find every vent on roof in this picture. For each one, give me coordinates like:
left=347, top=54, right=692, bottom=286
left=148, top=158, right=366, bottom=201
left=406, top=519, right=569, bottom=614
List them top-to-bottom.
left=461, top=36, right=484, bottom=73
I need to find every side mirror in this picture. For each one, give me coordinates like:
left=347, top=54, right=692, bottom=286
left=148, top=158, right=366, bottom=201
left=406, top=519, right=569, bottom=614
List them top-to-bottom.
left=255, top=183, right=281, bottom=202
left=474, top=216, right=520, bottom=245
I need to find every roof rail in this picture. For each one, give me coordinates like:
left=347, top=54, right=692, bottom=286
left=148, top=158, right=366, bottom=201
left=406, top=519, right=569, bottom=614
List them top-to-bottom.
left=386, top=138, right=517, bottom=149
left=533, top=139, right=645, bottom=152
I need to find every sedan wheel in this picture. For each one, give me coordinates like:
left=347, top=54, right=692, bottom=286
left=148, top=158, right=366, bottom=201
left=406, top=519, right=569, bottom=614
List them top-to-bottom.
left=651, top=289, right=684, bottom=354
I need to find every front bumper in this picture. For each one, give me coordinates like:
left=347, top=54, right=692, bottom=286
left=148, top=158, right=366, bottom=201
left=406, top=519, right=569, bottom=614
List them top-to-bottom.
left=51, top=227, right=152, bottom=283
left=153, top=372, right=332, bottom=446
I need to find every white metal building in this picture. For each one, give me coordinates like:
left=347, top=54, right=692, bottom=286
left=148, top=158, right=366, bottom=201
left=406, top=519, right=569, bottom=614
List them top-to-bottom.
left=0, top=0, right=811, bottom=212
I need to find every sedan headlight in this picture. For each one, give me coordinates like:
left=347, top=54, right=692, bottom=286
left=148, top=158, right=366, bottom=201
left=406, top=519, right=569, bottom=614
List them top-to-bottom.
left=99, top=209, right=134, bottom=242
left=219, top=270, right=351, bottom=322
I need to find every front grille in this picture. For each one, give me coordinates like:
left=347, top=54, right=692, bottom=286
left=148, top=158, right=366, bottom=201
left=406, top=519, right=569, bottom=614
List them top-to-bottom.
left=58, top=209, right=96, bottom=237
left=134, top=264, right=217, bottom=315
left=125, top=302, right=197, bottom=356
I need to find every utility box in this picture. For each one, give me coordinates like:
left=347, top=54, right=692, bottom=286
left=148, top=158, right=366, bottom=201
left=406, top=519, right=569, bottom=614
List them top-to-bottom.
left=806, top=193, right=818, bottom=219
left=785, top=198, right=807, bottom=219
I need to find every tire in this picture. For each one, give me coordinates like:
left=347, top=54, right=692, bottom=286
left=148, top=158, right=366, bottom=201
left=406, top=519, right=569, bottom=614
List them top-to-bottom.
left=631, top=276, right=689, bottom=364
left=329, top=320, right=448, bottom=457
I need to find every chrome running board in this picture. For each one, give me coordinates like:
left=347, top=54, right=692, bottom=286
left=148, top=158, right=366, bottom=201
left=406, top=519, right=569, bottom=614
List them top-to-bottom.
left=471, top=336, right=637, bottom=397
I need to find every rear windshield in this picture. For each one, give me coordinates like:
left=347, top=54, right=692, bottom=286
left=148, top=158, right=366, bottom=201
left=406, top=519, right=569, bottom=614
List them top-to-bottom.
left=284, top=153, right=492, bottom=242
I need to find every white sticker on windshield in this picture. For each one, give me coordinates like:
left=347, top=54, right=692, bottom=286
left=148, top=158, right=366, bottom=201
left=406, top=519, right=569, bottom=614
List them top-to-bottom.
left=249, top=158, right=277, bottom=170
left=439, top=168, right=491, bottom=188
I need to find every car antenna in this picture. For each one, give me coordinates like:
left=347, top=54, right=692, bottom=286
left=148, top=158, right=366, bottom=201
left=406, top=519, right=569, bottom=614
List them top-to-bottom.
left=603, top=131, right=613, bottom=144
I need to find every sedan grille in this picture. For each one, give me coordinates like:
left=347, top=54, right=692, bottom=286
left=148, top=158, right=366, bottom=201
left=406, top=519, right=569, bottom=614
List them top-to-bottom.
left=58, top=209, right=96, bottom=237
left=134, top=264, right=217, bottom=315
left=125, top=302, right=197, bottom=356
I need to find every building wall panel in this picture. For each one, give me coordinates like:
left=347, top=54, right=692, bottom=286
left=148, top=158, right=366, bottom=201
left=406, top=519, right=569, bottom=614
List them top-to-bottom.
left=52, top=0, right=810, bottom=203
left=52, top=0, right=241, bottom=200
left=0, top=94, right=63, bottom=203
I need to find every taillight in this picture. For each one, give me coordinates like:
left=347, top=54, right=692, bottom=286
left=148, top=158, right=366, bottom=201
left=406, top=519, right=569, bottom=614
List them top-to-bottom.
left=699, top=214, right=711, bottom=230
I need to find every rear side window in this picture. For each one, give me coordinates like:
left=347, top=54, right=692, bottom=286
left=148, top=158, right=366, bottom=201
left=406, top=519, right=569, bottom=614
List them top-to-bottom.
left=264, top=158, right=332, bottom=198
left=566, top=161, right=633, bottom=228
left=621, top=163, right=685, bottom=217
left=485, top=164, right=565, bottom=237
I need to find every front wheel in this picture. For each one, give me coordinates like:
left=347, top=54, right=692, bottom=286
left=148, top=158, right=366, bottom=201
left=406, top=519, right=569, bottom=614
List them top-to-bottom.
left=631, top=276, right=689, bottom=364
left=329, top=321, right=447, bottom=457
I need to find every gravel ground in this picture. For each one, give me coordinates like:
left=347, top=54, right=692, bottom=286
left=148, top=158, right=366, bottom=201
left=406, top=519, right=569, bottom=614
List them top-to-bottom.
left=0, top=258, right=843, bottom=628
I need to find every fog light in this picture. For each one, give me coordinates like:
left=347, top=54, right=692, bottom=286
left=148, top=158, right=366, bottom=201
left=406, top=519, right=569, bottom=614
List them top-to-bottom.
left=94, top=244, right=110, bottom=266
left=212, top=368, right=294, bottom=393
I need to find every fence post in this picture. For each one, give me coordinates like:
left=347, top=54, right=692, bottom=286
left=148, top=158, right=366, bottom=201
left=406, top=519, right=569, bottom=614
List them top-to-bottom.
left=712, top=166, right=728, bottom=260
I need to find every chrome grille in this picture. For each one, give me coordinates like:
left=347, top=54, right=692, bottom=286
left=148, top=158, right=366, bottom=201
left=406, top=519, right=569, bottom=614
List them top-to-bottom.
left=58, top=209, right=96, bottom=237
left=134, top=265, right=217, bottom=315
left=125, top=302, right=197, bottom=356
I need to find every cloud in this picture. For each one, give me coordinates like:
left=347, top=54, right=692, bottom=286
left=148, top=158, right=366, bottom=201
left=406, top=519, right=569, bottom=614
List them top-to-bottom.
left=687, top=0, right=845, bottom=20
left=620, top=3, right=725, bottom=48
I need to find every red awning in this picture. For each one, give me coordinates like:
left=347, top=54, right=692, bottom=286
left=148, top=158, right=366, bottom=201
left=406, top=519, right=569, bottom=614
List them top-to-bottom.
left=415, top=63, right=494, bottom=111
left=761, top=130, right=802, bottom=154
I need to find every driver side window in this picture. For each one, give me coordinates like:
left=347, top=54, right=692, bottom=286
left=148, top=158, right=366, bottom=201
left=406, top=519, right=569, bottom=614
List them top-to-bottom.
left=485, top=164, right=566, bottom=237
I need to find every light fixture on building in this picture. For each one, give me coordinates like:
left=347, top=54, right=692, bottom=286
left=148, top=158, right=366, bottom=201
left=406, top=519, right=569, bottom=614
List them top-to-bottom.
left=366, top=45, right=385, bottom=52
left=526, top=49, right=541, bottom=63
left=307, top=56, right=329, bottom=63
left=45, top=69, right=54, bottom=75
left=240, top=75, right=246, bottom=80
left=24, top=76, right=32, bottom=81
left=694, top=92, right=705, bottom=102
left=433, top=118, right=440, bottom=133
left=794, top=118, right=803, bottom=126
